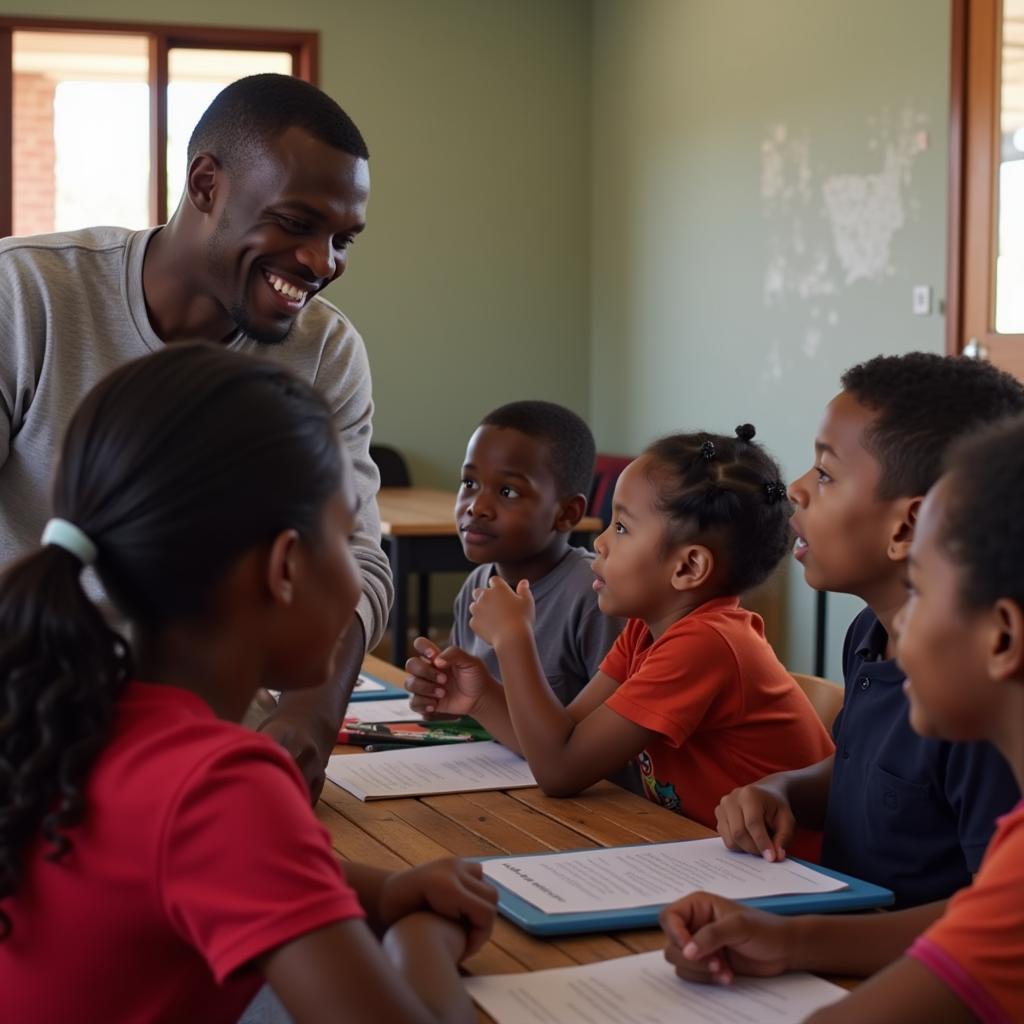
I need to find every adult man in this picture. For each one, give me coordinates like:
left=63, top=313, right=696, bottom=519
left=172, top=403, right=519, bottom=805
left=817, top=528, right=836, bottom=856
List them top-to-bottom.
left=0, top=74, right=392, bottom=799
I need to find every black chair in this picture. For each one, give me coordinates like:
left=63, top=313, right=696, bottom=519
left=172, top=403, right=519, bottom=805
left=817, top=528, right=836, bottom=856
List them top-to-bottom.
left=370, top=443, right=411, bottom=487
left=370, top=443, right=434, bottom=642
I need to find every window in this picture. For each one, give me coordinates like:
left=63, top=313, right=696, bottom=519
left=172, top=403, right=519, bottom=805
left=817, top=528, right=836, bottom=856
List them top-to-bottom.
left=949, top=0, right=1024, bottom=378
left=0, top=18, right=317, bottom=237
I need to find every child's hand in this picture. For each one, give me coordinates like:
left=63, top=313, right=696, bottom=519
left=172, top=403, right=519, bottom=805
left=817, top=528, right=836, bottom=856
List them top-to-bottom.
left=469, top=577, right=535, bottom=647
left=404, top=638, right=494, bottom=717
left=715, top=783, right=796, bottom=863
left=378, top=858, right=498, bottom=960
left=660, top=892, right=795, bottom=985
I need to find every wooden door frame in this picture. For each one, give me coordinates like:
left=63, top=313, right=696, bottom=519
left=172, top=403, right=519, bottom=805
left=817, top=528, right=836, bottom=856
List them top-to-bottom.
left=947, top=0, right=1024, bottom=376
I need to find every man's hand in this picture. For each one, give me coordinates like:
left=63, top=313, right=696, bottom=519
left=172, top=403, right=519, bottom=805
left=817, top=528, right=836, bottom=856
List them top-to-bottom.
left=260, top=618, right=366, bottom=803
left=259, top=709, right=334, bottom=803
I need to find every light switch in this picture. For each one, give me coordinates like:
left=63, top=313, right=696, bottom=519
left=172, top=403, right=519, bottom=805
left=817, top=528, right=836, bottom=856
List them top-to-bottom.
left=912, top=285, right=932, bottom=315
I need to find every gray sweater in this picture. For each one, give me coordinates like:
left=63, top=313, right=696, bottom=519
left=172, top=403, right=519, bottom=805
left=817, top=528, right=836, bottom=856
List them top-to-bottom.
left=0, top=226, right=392, bottom=648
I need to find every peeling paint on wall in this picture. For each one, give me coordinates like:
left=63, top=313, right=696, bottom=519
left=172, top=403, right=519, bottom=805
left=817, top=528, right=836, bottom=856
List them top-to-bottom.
left=759, top=105, right=928, bottom=381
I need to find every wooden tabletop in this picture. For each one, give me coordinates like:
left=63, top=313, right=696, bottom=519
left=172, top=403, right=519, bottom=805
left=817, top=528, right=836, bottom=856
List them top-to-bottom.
left=378, top=487, right=604, bottom=538
left=319, top=656, right=711, bottom=1021
left=320, top=656, right=857, bottom=1018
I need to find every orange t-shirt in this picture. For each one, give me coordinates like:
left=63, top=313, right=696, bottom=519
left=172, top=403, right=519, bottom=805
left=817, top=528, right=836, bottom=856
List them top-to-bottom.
left=601, top=596, right=834, bottom=831
left=909, top=799, right=1024, bottom=1024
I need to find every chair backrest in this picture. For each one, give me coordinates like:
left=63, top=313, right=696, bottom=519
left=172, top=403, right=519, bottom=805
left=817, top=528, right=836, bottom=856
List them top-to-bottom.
left=370, top=444, right=411, bottom=488
left=587, top=453, right=633, bottom=527
left=790, top=672, right=844, bottom=731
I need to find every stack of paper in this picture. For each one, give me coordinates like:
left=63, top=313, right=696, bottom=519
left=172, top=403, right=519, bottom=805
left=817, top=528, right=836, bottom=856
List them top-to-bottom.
left=325, top=740, right=536, bottom=800
left=482, top=838, right=847, bottom=915
left=465, top=951, right=847, bottom=1024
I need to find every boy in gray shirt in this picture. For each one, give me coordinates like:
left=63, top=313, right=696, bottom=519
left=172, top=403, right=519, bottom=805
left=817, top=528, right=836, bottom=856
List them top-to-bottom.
left=412, top=401, right=623, bottom=706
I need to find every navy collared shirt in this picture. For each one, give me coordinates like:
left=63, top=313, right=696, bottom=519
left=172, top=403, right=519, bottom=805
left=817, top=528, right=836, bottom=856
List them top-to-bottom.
left=822, top=608, right=1020, bottom=909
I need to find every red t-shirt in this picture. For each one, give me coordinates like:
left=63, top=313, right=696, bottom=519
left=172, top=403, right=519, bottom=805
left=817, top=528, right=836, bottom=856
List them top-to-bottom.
left=602, top=597, right=834, bottom=832
left=1, top=682, right=364, bottom=1024
left=909, top=799, right=1024, bottom=1024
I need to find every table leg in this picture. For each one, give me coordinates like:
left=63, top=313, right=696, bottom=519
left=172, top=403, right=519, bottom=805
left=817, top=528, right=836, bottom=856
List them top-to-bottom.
left=388, top=537, right=409, bottom=666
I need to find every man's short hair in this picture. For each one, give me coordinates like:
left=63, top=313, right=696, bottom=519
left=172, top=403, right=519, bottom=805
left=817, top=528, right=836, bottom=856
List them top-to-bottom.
left=187, top=73, right=368, bottom=170
left=841, top=352, right=1024, bottom=499
left=480, top=401, right=596, bottom=498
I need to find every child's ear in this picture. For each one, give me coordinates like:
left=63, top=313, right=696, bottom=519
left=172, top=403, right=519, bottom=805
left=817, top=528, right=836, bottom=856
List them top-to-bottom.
left=187, top=153, right=220, bottom=214
left=554, top=493, right=587, bottom=534
left=887, top=496, right=922, bottom=563
left=266, top=528, right=301, bottom=606
left=670, top=544, right=715, bottom=592
left=988, top=598, right=1024, bottom=683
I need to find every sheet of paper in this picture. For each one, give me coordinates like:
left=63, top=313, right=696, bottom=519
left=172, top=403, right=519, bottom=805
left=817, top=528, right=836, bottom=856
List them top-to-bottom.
left=352, top=674, right=386, bottom=693
left=344, top=698, right=423, bottom=723
left=325, top=740, right=536, bottom=800
left=483, top=838, right=846, bottom=915
left=465, top=950, right=846, bottom=1024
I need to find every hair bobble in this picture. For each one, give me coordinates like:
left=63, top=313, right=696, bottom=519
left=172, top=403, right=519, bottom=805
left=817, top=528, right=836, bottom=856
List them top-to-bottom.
left=735, top=423, right=757, bottom=443
left=701, top=440, right=716, bottom=461
left=764, top=481, right=788, bottom=504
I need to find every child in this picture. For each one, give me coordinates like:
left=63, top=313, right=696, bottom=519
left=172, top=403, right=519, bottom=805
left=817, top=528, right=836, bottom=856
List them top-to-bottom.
left=0, top=344, right=495, bottom=1024
left=715, top=354, right=1023, bottom=910
left=426, top=400, right=623, bottom=705
left=660, top=414, right=1024, bottom=1024
left=406, top=426, right=833, bottom=831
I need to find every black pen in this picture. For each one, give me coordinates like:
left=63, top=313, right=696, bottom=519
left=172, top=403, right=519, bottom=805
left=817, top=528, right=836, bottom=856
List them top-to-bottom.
left=364, top=742, right=423, bottom=753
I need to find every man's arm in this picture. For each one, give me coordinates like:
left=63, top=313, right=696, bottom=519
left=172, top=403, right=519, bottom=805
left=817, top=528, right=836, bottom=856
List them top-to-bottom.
left=261, top=618, right=365, bottom=802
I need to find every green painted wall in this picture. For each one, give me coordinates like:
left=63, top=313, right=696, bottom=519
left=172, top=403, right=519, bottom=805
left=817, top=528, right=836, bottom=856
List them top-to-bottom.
left=2, top=0, right=593, bottom=488
left=590, top=0, right=951, bottom=678
left=6, top=1, right=956, bottom=665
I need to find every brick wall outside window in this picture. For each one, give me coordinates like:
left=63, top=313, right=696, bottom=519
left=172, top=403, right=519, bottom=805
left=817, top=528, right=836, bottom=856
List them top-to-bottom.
left=13, top=72, right=56, bottom=237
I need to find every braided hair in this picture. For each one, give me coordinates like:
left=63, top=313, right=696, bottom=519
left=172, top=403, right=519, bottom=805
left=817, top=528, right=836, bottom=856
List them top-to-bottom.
left=0, top=343, right=343, bottom=939
left=644, top=424, right=792, bottom=594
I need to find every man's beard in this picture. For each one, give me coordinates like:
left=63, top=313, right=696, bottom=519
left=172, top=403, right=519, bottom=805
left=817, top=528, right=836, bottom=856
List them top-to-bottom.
left=228, top=299, right=295, bottom=346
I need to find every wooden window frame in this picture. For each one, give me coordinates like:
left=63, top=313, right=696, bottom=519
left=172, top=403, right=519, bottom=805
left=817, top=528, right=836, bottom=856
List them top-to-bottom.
left=947, top=0, right=1024, bottom=376
left=0, top=16, right=318, bottom=236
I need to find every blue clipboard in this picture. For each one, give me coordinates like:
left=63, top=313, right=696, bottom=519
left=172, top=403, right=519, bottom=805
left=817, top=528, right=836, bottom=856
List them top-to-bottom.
left=349, top=671, right=407, bottom=702
left=477, top=843, right=893, bottom=936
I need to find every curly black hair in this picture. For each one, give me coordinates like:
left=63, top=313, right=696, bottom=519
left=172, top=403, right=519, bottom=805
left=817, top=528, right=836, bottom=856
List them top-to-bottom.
left=187, top=73, right=368, bottom=171
left=0, top=343, right=342, bottom=939
left=841, top=353, right=1024, bottom=499
left=480, top=400, right=596, bottom=498
left=939, top=414, right=1024, bottom=611
left=643, top=425, right=792, bottom=595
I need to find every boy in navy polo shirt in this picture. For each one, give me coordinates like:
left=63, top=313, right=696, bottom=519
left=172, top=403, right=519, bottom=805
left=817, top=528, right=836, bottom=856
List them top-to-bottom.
left=715, top=353, right=1023, bottom=916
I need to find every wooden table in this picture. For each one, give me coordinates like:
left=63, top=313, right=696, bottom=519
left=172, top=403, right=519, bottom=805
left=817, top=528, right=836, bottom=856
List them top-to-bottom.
left=377, top=488, right=604, bottom=665
left=319, top=656, right=704, bottom=1021
left=321, top=657, right=856, bottom=1019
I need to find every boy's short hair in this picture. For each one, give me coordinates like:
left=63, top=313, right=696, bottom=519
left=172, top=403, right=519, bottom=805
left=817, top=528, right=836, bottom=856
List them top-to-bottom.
left=187, top=73, right=368, bottom=170
left=840, top=353, right=1024, bottom=499
left=480, top=401, right=596, bottom=498
left=942, top=414, right=1024, bottom=611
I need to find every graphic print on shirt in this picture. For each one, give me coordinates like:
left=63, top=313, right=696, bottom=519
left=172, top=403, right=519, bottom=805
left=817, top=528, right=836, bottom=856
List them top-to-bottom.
left=637, top=750, right=681, bottom=812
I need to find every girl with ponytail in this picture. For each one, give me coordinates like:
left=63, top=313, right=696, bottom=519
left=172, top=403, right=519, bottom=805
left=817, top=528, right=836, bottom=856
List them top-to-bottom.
left=0, top=343, right=494, bottom=1024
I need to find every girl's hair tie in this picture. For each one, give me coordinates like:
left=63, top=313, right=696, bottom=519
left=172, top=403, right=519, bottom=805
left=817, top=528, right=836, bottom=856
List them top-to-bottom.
left=735, top=423, right=757, bottom=443
left=700, top=440, right=716, bottom=461
left=764, top=481, right=788, bottom=504
left=41, top=518, right=97, bottom=566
